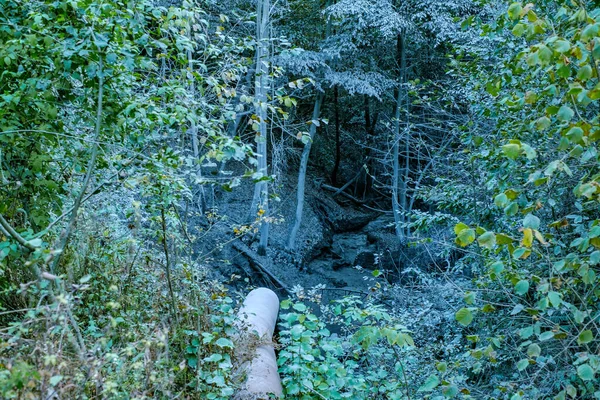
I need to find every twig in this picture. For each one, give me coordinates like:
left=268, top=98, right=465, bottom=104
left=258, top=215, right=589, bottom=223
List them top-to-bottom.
left=0, top=214, right=38, bottom=251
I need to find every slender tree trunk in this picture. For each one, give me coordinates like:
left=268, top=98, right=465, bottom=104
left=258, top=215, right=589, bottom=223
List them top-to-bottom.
left=251, top=0, right=271, bottom=255
left=392, top=29, right=407, bottom=240
left=187, top=42, right=207, bottom=214
left=331, top=85, right=341, bottom=185
left=287, top=93, right=324, bottom=250
left=363, top=95, right=379, bottom=196
left=161, top=207, right=178, bottom=323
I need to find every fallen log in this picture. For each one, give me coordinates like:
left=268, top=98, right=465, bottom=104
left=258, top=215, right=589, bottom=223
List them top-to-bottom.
left=320, top=183, right=367, bottom=204
left=233, top=241, right=291, bottom=296
left=234, top=288, right=283, bottom=399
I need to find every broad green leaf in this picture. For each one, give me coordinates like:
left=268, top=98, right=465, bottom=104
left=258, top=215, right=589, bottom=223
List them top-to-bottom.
left=508, top=3, right=523, bottom=20
left=512, top=23, right=526, bottom=37
left=581, top=24, right=599, bottom=42
left=554, top=39, right=571, bottom=53
left=538, top=45, right=552, bottom=64
left=577, top=65, right=593, bottom=81
left=557, top=106, right=574, bottom=122
left=535, top=116, right=551, bottom=130
left=566, top=127, right=584, bottom=144
left=502, top=143, right=521, bottom=159
left=494, top=193, right=509, bottom=207
left=523, top=214, right=540, bottom=230
left=454, top=222, right=469, bottom=235
left=456, top=228, right=476, bottom=247
left=478, top=231, right=496, bottom=249
left=514, top=280, right=529, bottom=295
left=548, top=291, right=562, bottom=307
left=293, top=303, right=307, bottom=312
left=455, top=307, right=474, bottom=326
left=520, top=326, right=534, bottom=339
left=577, top=330, right=593, bottom=344
left=215, top=337, right=234, bottom=348
left=527, top=343, right=541, bottom=357
left=517, top=358, right=529, bottom=371
left=436, top=362, right=447, bottom=373
left=577, top=364, right=594, bottom=381
left=418, top=374, right=440, bottom=392
left=50, top=375, right=63, bottom=386
left=442, top=385, right=459, bottom=397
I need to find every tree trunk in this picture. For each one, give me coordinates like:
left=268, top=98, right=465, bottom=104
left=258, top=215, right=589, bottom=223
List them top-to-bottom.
left=251, top=0, right=271, bottom=256
left=392, top=29, right=407, bottom=240
left=187, top=42, right=207, bottom=214
left=331, top=85, right=341, bottom=185
left=287, top=93, right=324, bottom=251
left=363, top=95, right=379, bottom=197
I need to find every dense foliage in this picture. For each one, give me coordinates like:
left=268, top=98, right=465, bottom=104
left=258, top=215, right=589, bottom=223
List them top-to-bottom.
left=2, top=0, right=600, bottom=399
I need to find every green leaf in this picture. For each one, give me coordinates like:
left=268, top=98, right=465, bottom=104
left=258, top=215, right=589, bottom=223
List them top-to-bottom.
left=508, top=3, right=523, bottom=20
left=512, top=23, right=526, bottom=37
left=581, top=24, right=599, bottom=42
left=554, top=39, right=571, bottom=53
left=538, top=45, right=552, bottom=64
left=577, top=65, right=593, bottom=81
left=557, top=106, right=574, bottom=122
left=535, top=116, right=551, bottom=130
left=566, top=127, right=584, bottom=144
left=502, top=143, right=521, bottom=159
left=521, top=143, right=537, bottom=159
left=494, top=193, right=509, bottom=207
left=505, top=202, right=519, bottom=216
left=523, top=214, right=540, bottom=230
left=454, top=222, right=469, bottom=235
left=456, top=228, right=476, bottom=247
left=478, top=231, right=496, bottom=249
left=590, top=250, right=600, bottom=265
left=515, top=280, right=529, bottom=295
left=548, top=291, right=562, bottom=307
left=293, top=303, right=307, bottom=312
left=455, top=307, right=474, bottom=326
left=520, top=326, right=534, bottom=339
left=577, top=330, right=593, bottom=344
left=539, top=331, right=554, bottom=341
left=215, top=337, right=234, bottom=348
left=527, top=343, right=541, bottom=357
left=204, top=353, right=223, bottom=362
left=517, top=358, right=529, bottom=371
left=436, top=362, right=447, bottom=373
left=577, top=364, right=595, bottom=381
left=418, top=374, right=440, bottom=392
left=50, top=375, right=63, bottom=386
left=442, top=385, right=459, bottom=398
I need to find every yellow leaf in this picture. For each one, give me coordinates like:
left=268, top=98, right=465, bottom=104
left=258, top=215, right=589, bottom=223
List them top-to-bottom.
left=521, top=228, right=533, bottom=247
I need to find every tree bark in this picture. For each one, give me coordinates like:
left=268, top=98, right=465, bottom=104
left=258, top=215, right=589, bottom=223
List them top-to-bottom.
left=250, top=0, right=271, bottom=255
left=392, top=29, right=408, bottom=240
left=331, top=85, right=341, bottom=185
left=287, top=93, right=324, bottom=250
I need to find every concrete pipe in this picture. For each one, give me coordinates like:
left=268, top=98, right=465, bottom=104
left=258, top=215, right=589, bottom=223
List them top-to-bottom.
left=235, top=287, right=283, bottom=399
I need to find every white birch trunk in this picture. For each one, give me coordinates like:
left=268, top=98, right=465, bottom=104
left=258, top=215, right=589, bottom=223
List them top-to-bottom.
left=287, top=93, right=324, bottom=250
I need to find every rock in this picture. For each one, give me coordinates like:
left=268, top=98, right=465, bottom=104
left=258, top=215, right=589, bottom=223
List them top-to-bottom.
left=331, top=233, right=369, bottom=264
left=355, top=251, right=376, bottom=269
